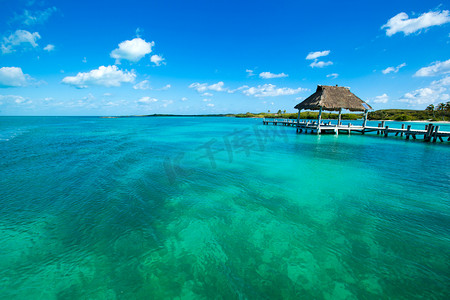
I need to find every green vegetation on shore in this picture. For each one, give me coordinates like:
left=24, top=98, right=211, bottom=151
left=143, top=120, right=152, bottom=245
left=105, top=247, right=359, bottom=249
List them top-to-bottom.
left=231, top=103, right=450, bottom=121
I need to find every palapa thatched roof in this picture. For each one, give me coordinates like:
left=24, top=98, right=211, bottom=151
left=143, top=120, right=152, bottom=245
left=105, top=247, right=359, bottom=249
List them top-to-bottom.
left=294, top=85, right=372, bottom=112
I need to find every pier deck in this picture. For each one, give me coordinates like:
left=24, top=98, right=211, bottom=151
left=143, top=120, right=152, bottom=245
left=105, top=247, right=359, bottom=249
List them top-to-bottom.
left=262, top=119, right=450, bottom=143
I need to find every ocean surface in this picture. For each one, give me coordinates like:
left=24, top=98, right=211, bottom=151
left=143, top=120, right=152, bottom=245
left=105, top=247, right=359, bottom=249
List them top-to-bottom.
left=0, top=116, right=449, bottom=299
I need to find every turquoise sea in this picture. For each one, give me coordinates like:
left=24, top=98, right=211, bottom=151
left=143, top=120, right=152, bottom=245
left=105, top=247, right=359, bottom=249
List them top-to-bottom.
left=0, top=116, right=449, bottom=299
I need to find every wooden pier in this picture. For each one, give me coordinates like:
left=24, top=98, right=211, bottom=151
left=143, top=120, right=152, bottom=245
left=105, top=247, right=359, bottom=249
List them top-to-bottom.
left=262, top=119, right=450, bottom=143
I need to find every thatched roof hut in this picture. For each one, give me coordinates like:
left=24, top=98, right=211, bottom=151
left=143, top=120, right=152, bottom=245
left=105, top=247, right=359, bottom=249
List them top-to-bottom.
left=294, top=85, right=372, bottom=112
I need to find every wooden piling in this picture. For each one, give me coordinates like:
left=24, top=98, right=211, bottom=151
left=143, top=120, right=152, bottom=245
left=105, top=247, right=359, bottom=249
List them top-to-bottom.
left=424, top=123, right=434, bottom=141
left=406, top=125, right=411, bottom=140
left=432, top=126, right=440, bottom=142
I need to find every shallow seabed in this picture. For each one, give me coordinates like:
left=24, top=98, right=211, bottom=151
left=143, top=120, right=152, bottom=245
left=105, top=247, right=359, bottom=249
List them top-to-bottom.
left=0, top=117, right=449, bottom=299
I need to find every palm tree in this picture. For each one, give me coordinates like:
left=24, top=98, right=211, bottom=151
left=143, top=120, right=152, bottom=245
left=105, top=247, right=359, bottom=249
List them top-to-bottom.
left=437, top=103, right=445, bottom=120
left=426, top=104, right=435, bottom=118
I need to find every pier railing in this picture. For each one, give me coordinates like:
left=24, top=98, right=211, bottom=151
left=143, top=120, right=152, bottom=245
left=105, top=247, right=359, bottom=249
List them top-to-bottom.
left=262, top=118, right=450, bottom=143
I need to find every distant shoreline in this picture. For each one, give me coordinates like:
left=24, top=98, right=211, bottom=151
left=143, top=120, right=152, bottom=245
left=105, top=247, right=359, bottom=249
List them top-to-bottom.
left=99, top=111, right=450, bottom=123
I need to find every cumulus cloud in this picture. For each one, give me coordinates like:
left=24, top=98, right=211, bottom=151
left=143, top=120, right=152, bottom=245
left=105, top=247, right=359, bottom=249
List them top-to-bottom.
left=11, top=7, right=57, bottom=26
left=382, top=10, right=450, bottom=36
left=1, top=30, right=40, bottom=54
left=110, top=38, right=154, bottom=63
left=43, top=44, right=55, bottom=52
left=306, top=50, right=330, bottom=60
left=306, top=50, right=333, bottom=68
left=150, top=54, right=165, bottom=66
left=414, top=59, right=450, bottom=77
left=310, top=60, right=333, bottom=68
left=382, top=63, right=406, bottom=74
left=61, top=65, right=136, bottom=88
left=0, top=67, right=30, bottom=87
left=259, top=72, right=288, bottom=79
left=327, top=73, right=339, bottom=79
left=400, top=75, right=450, bottom=105
left=133, top=80, right=151, bottom=90
left=189, top=81, right=227, bottom=93
left=240, top=84, right=306, bottom=97
left=400, top=87, right=445, bottom=105
left=202, top=92, right=213, bottom=97
left=373, top=93, right=389, bottom=103
left=137, top=96, right=158, bottom=104
left=181, top=97, right=188, bottom=101
left=206, top=103, right=214, bottom=107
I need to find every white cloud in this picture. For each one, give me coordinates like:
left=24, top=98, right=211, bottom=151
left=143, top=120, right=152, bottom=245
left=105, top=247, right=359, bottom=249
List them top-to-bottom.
left=11, top=7, right=57, bottom=26
left=382, top=10, right=450, bottom=36
left=1, top=30, right=40, bottom=54
left=110, top=38, right=154, bottom=63
left=43, top=44, right=55, bottom=52
left=306, top=50, right=330, bottom=60
left=306, top=50, right=333, bottom=68
left=150, top=54, right=165, bottom=66
left=82, top=57, right=87, bottom=63
left=414, top=59, right=450, bottom=77
left=310, top=60, right=333, bottom=68
left=382, top=62, right=406, bottom=74
left=62, top=65, right=136, bottom=88
left=0, top=67, right=30, bottom=87
left=246, top=69, right=255, bottom=76
left=259, top=72, right=288, bottom=79
left=326, top=73, right=339, bottom=79
left=400, top=75, right=450, bottom=105
left=432, top=75, right=450, bottom=87
left=133, top=80, right=151, bottom=90
left=189, top=81, right=227, bottom=93
left=208, top=82, right=226, bottom=91
left=159, top=84, right=171, bottom=91
left=241, top=84, right=306, bottom=97
left=400, top=87, right=444, bottom=105
left=202, top=92, right=213, bottom=96
left=373, top=93, right=389, bottom=103
left=0, top=94, right=31, bottom=105
left=137, top=96, right=158, bottom=104
left=181, top=97, right=188, bottom=101
left=202, top=98, right=211, bottom=102
left=105, top=101, right=119, bottom=107
left=207, top=103, right=214, bottom=107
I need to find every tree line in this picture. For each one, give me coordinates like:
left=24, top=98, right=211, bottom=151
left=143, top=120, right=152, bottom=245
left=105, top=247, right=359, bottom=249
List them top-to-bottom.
left=425, top=102, right=450, bottom=121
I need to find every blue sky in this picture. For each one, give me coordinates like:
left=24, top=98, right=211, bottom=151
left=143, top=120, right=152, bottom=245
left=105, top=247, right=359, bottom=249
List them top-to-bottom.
left=0, top=0, right=449, bottom=116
